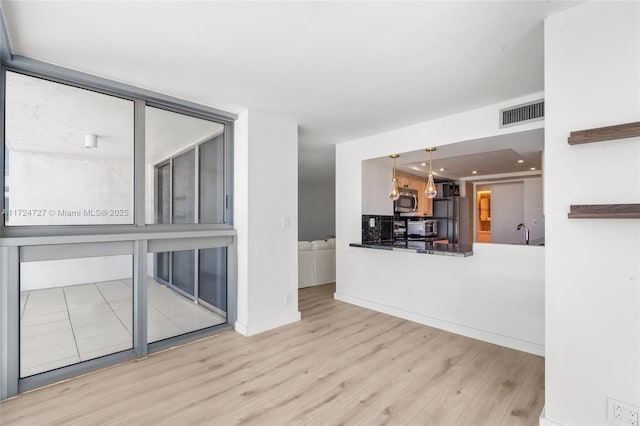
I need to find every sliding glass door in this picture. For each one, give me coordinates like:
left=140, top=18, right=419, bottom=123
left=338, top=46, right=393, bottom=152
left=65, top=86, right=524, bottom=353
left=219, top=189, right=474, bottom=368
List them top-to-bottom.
left=1, top=68, right=234, bottom=400
left=151, top=132, right=228, bottom=338
left=199, top=135, right=225, bottom=224
left=172, top=150, right=196, bottom=224
left=155, top=162, right=171, bottom=224
left=199, top=248, right=227, bottom=313
left=171, top=250, right=195, bottom=299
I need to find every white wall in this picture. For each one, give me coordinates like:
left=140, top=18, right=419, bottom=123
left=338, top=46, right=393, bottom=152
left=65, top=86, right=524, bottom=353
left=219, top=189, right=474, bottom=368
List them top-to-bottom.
left=544, top=3, right=640, bottom=425
left=336, top=93, right=546, bottom=355
left=234, top=109, right=301, bottom=336
left=7, top=151, right=133, bottom=225
left=361, top=160, right=394, bottom=216
left=475, top=177, right=544, bottom=244
left=523, top=177, right=544, bottom=241
left=298, top=179, right=335, bottom=241
left=490, top=182, right=524, bottom=244
left=337, top=244, right=544, bottom=354
left=21, top=255, right=132, bottom=291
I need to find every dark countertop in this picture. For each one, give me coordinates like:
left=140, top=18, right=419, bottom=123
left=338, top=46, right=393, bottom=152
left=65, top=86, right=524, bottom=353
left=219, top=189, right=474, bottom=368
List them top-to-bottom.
left=529, top=237, right=545, bottom=246
left=350, top=240, right=473, bottom=257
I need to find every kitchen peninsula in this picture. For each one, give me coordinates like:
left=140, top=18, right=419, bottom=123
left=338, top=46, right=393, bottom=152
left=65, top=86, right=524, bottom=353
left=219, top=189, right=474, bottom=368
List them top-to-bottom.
left=338, top=93, right=548, bottom=359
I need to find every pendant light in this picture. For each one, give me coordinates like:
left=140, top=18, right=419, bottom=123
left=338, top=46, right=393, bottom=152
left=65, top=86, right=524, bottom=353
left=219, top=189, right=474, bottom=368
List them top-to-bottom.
left=424, top=147, right=437, bottom=199
left=389, top=154, right=400, bottom=201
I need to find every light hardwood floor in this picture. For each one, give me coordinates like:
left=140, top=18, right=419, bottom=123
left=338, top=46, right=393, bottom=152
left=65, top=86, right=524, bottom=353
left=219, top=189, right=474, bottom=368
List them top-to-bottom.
left=0, top=283, right=544, bottom=425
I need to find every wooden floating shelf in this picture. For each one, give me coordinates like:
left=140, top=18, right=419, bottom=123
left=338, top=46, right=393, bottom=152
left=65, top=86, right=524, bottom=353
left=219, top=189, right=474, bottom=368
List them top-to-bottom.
left=568, top=121, right=640, bottom=145
left=567, top=123, right=640, bottom=218
left=568, top=204, right=640, bottom=219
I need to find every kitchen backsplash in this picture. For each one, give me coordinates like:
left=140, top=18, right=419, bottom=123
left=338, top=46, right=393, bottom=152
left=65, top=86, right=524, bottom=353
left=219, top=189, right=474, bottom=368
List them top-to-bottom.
left=362, top=215, right=394, bottom=242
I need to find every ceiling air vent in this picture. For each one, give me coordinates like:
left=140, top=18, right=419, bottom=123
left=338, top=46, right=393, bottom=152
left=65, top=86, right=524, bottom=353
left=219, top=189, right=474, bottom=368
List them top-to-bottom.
left=500, top=99, right=544, bottom=128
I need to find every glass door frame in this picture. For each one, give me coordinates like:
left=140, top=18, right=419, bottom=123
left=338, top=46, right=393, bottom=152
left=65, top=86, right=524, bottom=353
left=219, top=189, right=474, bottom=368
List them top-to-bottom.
left=0, top=50, right=237, bottom=401
left=0, top=62, right=236, bottom=240
left=1, top=233, right=236, bottom=398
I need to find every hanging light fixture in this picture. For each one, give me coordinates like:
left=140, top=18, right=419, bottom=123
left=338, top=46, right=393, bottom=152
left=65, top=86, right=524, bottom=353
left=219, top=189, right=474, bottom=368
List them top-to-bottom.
left=424, top=147, right=437, bottom=199
left=389, top=154, right=400, bottom=201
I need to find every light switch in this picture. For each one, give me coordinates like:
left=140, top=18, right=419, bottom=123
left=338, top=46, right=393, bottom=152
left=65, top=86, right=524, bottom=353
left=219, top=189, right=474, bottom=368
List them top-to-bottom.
left=282, top=216, right=290, bottom=229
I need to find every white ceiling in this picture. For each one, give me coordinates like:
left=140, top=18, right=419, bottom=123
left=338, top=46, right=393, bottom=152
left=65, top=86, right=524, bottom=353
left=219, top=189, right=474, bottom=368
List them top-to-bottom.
left=0, top=1, right=578, bottom=182
left=5, top=70, right=134, bottom=161
left=5, top=71, right=223, bottom=164
left=146, top=107, right=224, bottom=164
left=367, top=128, right=544, bottom=180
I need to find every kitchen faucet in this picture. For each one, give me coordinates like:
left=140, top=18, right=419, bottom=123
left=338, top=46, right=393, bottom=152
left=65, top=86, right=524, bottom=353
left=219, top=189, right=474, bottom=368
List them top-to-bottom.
left=516, top=223, right=529, bottom=245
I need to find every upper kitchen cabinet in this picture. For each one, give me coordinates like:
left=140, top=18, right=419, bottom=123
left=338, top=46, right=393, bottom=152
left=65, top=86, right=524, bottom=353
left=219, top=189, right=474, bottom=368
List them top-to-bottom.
left=361, top=162, right=435, bottom=217
left=394, top=170, right=414, bottom=189
left=395, top=171, right=433, bottom=216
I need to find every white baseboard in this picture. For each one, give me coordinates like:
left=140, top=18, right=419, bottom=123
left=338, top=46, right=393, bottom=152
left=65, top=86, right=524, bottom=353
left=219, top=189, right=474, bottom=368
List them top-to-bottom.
left=298, top=280, right=335, bottom=289
left=334, top=292, right=544, bottom=356
left=234, top=310, right=301, bottom=336
left=234, top=320, right=249, bottom=336
left=539, top=407, right=564, bottom=426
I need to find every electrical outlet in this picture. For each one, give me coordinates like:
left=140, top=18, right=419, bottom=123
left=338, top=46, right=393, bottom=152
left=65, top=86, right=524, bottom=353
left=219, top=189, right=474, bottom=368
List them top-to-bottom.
left=369, top=218, right=376, bottom=227
left=608, top=398, right=640, bottom=426
left=617, top=405, right=626, bottom=421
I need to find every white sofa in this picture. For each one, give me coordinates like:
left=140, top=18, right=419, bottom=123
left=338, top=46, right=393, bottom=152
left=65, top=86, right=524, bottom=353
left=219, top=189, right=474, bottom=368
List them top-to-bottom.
left=298, top=239, right=336, bottom=288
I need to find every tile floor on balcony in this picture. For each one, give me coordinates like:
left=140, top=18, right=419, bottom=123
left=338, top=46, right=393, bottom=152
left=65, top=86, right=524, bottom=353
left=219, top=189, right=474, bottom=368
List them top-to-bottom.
left=19, top=278, right=226, bottom=378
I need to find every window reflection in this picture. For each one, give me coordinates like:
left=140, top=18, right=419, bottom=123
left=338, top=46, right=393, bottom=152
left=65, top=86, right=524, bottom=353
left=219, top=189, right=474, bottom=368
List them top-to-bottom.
left=4, top=71, right=134, bottom=226
left=145, top=106, right=225, bottom=224
left=148, top=248, right=227, bottom=343
left=20, top=255, right=134, bottom=377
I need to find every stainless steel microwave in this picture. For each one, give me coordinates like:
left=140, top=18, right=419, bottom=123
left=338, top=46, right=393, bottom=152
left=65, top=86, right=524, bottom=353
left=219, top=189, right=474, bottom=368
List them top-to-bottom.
left=394, top=188, right=418, bottom=213
left=407, top=219, right=438, bottom=237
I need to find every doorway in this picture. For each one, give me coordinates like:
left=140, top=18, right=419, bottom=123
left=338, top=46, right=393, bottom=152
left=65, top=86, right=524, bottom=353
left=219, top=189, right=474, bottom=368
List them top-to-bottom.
left=476, top=181, right=531, bottom=245
left=477, top=190, right=492, bottom=242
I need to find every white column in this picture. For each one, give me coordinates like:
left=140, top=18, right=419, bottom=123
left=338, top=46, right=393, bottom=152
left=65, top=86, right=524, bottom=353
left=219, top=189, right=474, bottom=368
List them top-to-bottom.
left=544, top=2, right=640, bottom=424
left=234, top=110, right=300, bottom=336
